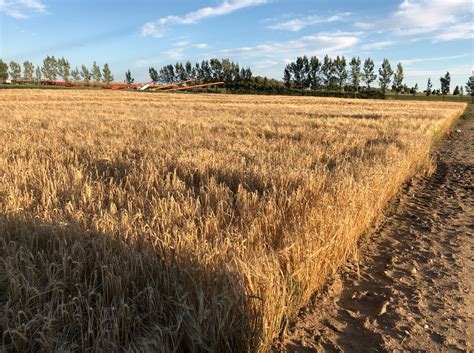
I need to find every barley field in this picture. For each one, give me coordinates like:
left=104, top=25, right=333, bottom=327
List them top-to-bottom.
left=0, top=90, right=466, bottom=352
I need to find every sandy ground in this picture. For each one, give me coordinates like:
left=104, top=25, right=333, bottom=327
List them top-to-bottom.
left=274, top=112, right=473, bottom=352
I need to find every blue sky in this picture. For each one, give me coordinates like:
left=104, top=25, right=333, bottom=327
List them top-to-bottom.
left=1, top=0, right=473, bottom=89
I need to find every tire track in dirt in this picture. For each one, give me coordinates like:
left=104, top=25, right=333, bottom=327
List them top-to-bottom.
left=274, top=111, right=473, bottom=353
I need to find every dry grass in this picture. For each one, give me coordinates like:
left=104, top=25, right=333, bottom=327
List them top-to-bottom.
left=0, top=90, right=466, bottom=352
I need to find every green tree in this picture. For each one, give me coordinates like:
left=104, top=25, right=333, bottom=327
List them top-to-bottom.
left=301, top=55, right=311, bottom=89
left=321, top=55, right=334, bottom=90
left=42, top=56, right=58, bottom=80
left=290, top=56, right=306, bottom=89
left=308, top=56, right=321, bottom=90
left=333, top=56, right=348, bottom=91
left=349, top=56, right=361, bottom=91
left=57, top=57, right=71, bottom=82
left=362, top=58, right=376, bottom=89
left=378, top=58, right=393, bottom=97
left=0, top=59, right=8, bottom=80
left=209, top=59, right=224, bottom=82
left=221, top=59, right=234, bottom=84
left=221, top=59, right=240, bottom=86
left=9, top=61, right=21, bottom=80
left=23, top=61, right=35, bottom=80
left=92, top=61, right=102, bottom=82
left=185, top=61, right=193, bottom=79
left=201, top=61, right=212, bottom=83
left=231, top=61, right=241, bottom=83
left=175, top=62, right=188, bottom=81
left=194, top=62, right=202, bottom=82
left=393, top=62, right=404, bottom=96
left=102, top=63, right=114, bottom=84
left=160, top=64, right=176, bottom=83
left=35, top=65, right=42, bottom=81
left=80, top=65, right=92, bottom=83
left=165, top=65, right=174, bottom=83
left=283, top=65, right=292, bottom=88
left=71, top=67, right=81, bottom=81
left=149, top=67, right=159, bottom=83
left=240, top=67, right=252, bottom=82
left=246, top=68, right=253, bottom=82
left=125, top=69, right=134, bottom=84
left=440, top=71, right=451, bottom=95
left=466, top=76, right=474, bottom=96
left=425, top=78, right=432, bottom=96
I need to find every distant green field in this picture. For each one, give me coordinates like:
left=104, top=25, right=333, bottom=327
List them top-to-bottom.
left=1, top=83, right=472, bottom=104
left=0, top=84, right=67, bottom=89
left=386, top=92, right=472, bottom=103
left=460, top=103, right=473, bottom=119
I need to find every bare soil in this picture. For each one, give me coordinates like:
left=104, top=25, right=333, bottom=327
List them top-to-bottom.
left=274, top=112, right=474, bottom=352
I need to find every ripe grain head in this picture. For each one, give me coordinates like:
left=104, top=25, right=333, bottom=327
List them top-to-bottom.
left=0, top=90, right=466, bottom=352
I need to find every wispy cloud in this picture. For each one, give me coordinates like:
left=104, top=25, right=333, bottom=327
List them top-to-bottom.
left=0, top=0, right=46, bottom=18
left=141, top=0, right=268, bottom=37
left=355, top=0, right=473, bottom=41
left=392, top=0, right=471, bottom=35
left=267, top=13, right=350, bottom=32
left=432, top=23, right=474, bottom=42
left=219, top=32, right=360, bottom=58
left=360, top=40, right=395, bottom=51
left=134, top=41, right=209, bottom=68
left=173, top=41, right=190, bottom=47
left=173, top=41, right=208, bottom=49
left=161, top=42, right=209, bottom=60
left=162, top=48, right=184, bottom=60
left=399, top=54, right=472, bottom=66
left=253, top=59, right=279, bottom=69
left=404, top=64, right=473, bottom=78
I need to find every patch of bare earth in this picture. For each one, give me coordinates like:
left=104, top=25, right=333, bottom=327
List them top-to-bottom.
left=274, top=115, right=474, bottom=352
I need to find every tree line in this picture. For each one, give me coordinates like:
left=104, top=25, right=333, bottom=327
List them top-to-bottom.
left=2, top=55, right=473, bottom=97
left=283, top=55, right=406, bottom=96
left=284, top=55, right=473, bottom=97
left=0, top=57, right=114, bottom=84
left=146, top=58, right=253, bottom=86
left=424, top=72, right=454, bottom=96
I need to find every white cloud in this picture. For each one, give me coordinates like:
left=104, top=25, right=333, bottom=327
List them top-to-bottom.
left=0, top=0, right=46, bottom=18
left=141, top=0, right=268, bottom=37
left=356, top=0, right=473, bottom=41
left=392, top=0, right=471, bottom=35
left=268, top=13, right=350, bottom=32
left=432, top=23, right=474, bottom=41
left=219, top=32, right=360, bottom=58
left=360, top=40, right=395, bottom=51
left=135, top=41, right=208, bottom=63
left=173, top=41, right=208, bottom=49
left=174, top=41, right=190, bottom=47
left=161, top=42, right=208, bottom=60
left=192, top=43, right=208, bottom=49
left=162, top=48, right=184, bottom=60
left=399, top=54, right=472, bottom=66
left=135, top=59, right=153, bottom=69
left=253, top=59, right=279, bottom=69
left=404, top=64, right=473, bottom=78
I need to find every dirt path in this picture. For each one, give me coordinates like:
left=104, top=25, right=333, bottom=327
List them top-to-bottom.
left=275, top=112, right=474, bottom=352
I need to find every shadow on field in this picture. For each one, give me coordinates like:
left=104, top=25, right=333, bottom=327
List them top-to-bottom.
left=0, top=214, right=261, bottom=353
